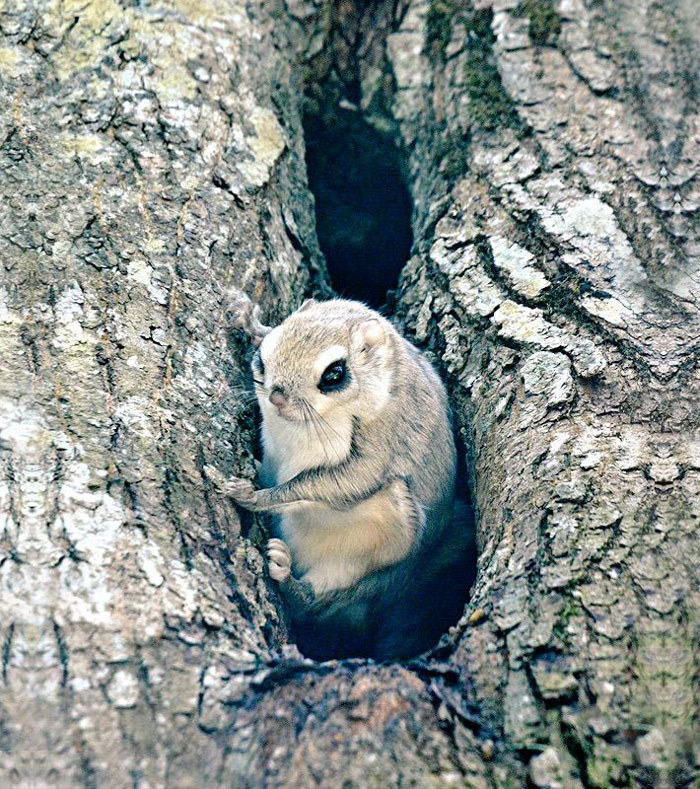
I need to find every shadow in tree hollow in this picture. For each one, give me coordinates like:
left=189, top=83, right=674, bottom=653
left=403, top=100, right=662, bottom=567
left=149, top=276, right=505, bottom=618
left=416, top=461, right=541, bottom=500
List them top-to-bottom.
left=292, top=105, right=478, bottom=661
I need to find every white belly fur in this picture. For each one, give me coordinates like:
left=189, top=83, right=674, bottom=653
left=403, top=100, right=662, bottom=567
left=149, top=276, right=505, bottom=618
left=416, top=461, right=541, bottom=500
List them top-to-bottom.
left=262, top=408, right=351, bottom=483
left=262, top=410, right=415, bottom=595
left=280, top=481, right=415, bottom=595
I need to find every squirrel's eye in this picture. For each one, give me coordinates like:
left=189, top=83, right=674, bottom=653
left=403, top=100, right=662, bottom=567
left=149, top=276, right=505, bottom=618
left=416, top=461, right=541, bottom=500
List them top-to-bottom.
left=252, top=349, right=265, bottom=382
left=318, top=360, right=347, bottom=392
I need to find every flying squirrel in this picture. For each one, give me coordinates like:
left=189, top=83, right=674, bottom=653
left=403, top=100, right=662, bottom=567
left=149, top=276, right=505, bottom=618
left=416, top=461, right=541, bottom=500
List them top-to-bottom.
left=205, top=294, right=470, bottom=661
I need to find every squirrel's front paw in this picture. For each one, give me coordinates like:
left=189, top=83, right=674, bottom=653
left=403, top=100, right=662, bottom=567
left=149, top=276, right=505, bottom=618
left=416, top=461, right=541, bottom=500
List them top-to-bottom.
left=204, top=465, right=258, bottom=508
left=266, top=538, right=292, bottom=583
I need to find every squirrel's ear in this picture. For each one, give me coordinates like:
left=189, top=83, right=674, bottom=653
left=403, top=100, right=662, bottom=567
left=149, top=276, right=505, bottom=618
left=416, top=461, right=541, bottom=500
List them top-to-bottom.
left=225, top=289, right=271, bottom=347
left=296, top=298, right=317, bottom=313
left=250, top=305, right=271, bottom=347
left=352, top=318, right=386, bottom=351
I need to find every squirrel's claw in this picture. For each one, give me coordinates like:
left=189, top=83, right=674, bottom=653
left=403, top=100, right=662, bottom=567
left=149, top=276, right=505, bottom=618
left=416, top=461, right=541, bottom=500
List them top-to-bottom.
left=204, top=465, right=258, bottom=508
left=266, top=538, right=292, bottom=583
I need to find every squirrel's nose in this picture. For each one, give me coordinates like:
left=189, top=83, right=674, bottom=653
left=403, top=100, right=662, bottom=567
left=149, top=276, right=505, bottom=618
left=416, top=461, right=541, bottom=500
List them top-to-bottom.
left=269, top=387, right=288, bottom=408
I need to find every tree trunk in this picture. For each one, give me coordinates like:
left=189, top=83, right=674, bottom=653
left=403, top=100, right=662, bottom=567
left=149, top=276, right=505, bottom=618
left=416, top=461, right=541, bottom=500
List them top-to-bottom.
left=1, top=0, right=698, bottom=787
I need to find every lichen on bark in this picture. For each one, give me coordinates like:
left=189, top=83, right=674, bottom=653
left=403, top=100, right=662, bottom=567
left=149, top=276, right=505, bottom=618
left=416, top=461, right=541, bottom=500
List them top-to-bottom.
left=1, top=0, right=699, bottom=786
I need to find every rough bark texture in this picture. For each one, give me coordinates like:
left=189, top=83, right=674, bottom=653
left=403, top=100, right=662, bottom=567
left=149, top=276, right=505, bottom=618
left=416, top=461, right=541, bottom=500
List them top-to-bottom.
left=1, top=0, right=699, bottom=787
left=0, top=1, right=326, bottom=784
left=391, top=1, right=700, bottom=785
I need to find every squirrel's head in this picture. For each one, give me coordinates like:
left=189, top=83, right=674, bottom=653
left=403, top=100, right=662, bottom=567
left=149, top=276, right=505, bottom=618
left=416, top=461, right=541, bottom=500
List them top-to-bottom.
left=252, top=299, right=395, bottom=426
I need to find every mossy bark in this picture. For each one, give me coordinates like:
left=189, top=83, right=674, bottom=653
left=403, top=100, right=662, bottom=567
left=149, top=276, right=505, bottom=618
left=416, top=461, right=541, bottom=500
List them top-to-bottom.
left=1, top=0, right=699, bottom=786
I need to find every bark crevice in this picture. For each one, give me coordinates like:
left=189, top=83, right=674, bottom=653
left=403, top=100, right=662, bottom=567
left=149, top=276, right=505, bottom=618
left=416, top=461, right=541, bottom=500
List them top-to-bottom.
left=2, top=0, right=698, bottom=785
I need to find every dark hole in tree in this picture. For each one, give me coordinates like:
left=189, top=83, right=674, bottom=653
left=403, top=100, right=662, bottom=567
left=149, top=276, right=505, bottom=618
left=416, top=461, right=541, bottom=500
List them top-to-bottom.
left=264, top=91, right=478, bottom=662
left=303, top=108, right=413, bottom=308
left=288, top=435, right=476, bottom=663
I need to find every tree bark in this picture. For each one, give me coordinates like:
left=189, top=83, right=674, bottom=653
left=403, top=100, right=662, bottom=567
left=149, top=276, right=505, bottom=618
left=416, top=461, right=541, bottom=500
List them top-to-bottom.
left=1, top=0, right=699, bottom=787
left=0, top=1, right=326, bottom=784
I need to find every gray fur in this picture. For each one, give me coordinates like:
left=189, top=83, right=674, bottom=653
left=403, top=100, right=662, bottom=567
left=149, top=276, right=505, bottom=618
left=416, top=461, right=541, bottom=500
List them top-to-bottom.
left=210, top=297, right=465, bottom=660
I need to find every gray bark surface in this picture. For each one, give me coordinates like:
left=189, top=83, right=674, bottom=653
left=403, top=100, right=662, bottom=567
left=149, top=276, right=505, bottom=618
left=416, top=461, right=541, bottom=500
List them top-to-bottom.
left=1, top=0, right=698, bottom=787
left=0, top=1, right=325, bottom=784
